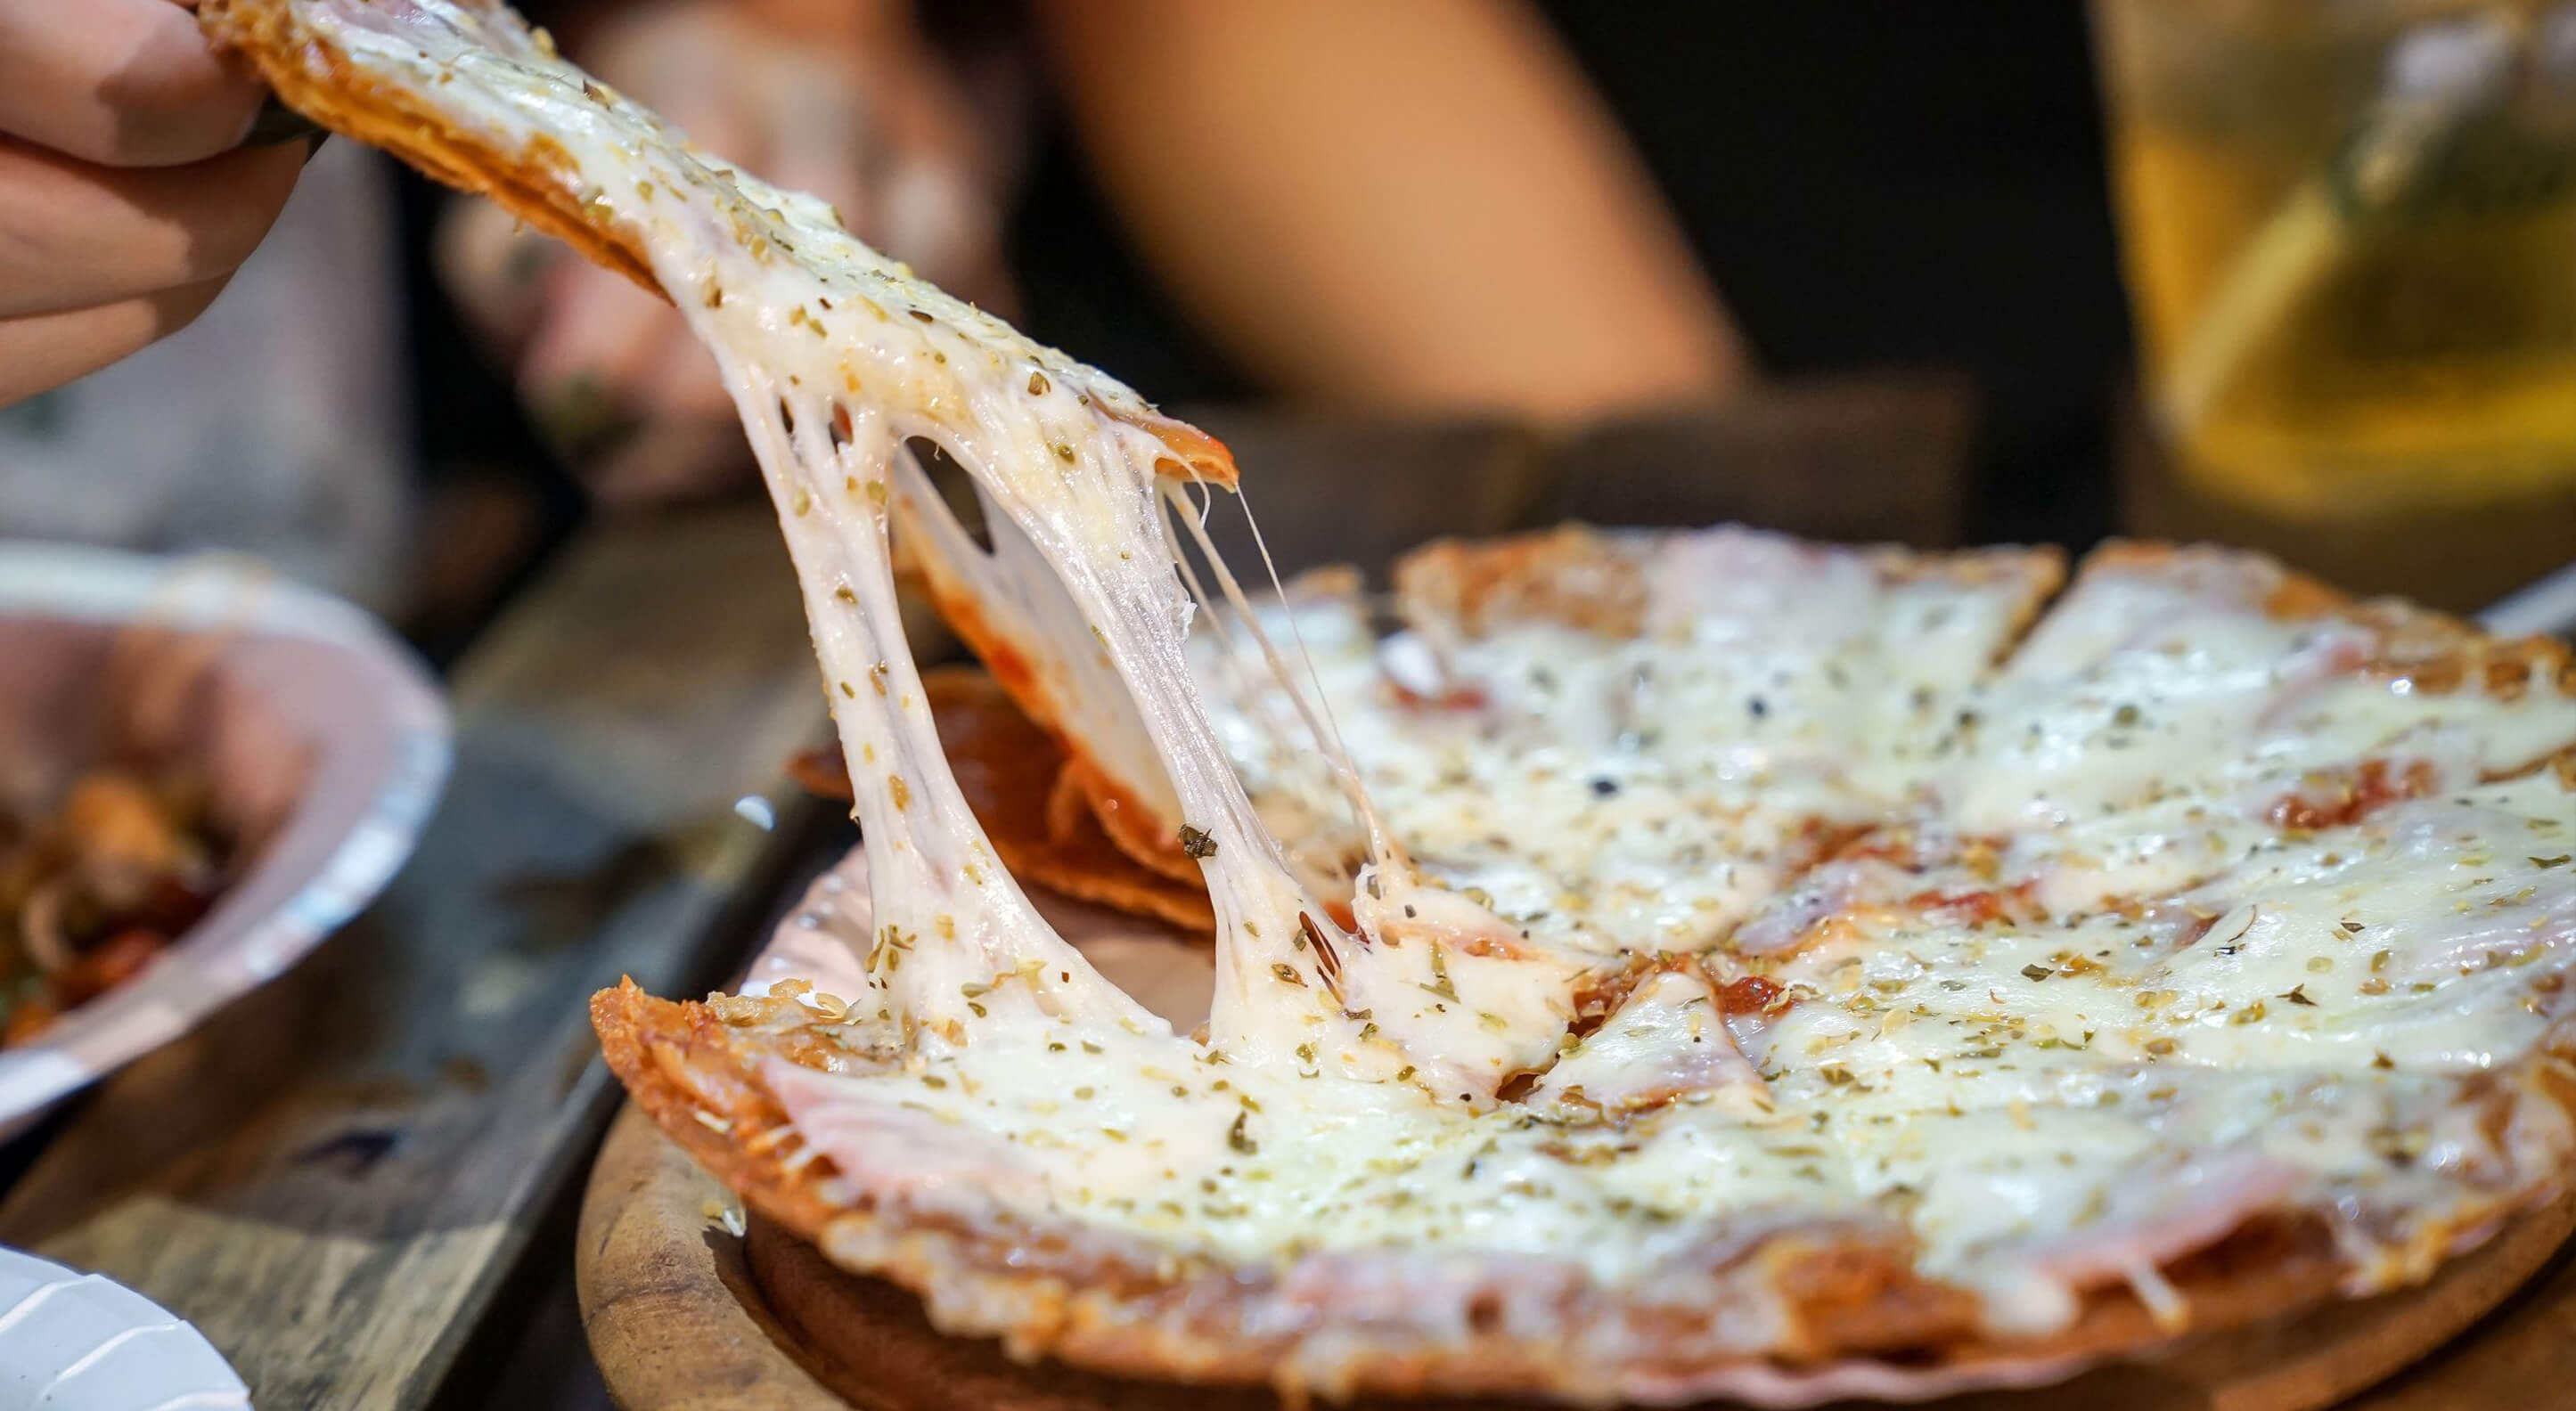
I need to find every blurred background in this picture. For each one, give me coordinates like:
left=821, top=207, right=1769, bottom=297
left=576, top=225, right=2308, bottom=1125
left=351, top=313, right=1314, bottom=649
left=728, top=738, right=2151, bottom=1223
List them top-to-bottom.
left=4, top=0, right=2572, bottom=642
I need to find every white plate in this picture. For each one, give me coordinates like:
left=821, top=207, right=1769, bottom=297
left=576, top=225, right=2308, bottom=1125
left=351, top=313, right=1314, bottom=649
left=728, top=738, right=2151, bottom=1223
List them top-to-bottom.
left=0, top=543, right=451, bottom=1130
left=0, top=1245, right=248, bottom=1409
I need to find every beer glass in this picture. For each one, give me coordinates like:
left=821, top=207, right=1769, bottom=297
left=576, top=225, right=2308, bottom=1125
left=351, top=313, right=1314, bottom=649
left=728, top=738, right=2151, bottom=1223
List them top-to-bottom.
left=2095, top=1, right=2576, bottom=604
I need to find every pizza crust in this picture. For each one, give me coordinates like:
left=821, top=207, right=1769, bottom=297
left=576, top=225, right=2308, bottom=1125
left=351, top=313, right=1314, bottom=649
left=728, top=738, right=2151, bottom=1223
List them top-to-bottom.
left=762, top=526, right=2576, bottom=1403
left=594, top=967, right=2572, bottom=1406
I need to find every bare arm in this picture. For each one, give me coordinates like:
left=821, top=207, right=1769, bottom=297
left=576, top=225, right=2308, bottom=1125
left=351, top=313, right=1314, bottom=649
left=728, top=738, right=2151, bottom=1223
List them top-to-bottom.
left=1031, top=0, right=1747, bottom=425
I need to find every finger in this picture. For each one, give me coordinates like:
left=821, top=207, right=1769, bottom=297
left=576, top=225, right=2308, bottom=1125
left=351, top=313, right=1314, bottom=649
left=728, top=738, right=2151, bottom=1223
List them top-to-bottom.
left=0, top=0, right=268, bottom=167
left=507, top=4, right=767, bottom=440
left=586, top=6, right=765, bottom=164
left=826, top=53, right=1010, bottom=301
left=0, top=135, right=301, bottom=319
left=936, top=242, right=1023, bottom=323
left=0, top=275, right=229, bottom=406
left=578, top=279, right=751, bottom=503
left=548, top=313, right=749, bottom=507
left=536, top=321, right=743, bottom=493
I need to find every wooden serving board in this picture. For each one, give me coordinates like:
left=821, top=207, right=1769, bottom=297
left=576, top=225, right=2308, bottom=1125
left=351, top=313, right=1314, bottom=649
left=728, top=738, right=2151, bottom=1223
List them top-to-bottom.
left=568, top=395, right=2559, bottom=1407
left=578, top=1100, right=2576, bottom=1411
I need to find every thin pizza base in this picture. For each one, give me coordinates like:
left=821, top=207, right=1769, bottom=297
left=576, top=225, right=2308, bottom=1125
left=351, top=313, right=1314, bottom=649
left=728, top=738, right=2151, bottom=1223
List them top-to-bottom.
left=679, top=528, right=2576, bottom=1402
left=591, top=851, right=2576, bottom=1410
left=587, top=961, right=2564, bottom=1406
left=730, top=1189, right=2576, bottom=1411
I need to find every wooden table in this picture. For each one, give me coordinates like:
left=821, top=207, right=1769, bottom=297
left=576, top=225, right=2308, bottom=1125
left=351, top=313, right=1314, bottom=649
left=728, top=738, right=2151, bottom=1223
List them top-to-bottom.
left=0, top=382, right=1978, bottom=1408
left=0, top=506, right=833, bottom=1409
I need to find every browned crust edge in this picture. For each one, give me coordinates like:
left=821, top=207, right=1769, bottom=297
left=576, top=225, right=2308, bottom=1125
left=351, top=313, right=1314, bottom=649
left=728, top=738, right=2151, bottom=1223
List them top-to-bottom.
left=201, top=0, right=664, bottom=292
left=1390, top=525, right=2070, bottom=645
left=904, top=567, right=1205, bottom=886
left=920, top=667, right=1213, bottom=931
left=591, top=979, right=2576, bottom=1404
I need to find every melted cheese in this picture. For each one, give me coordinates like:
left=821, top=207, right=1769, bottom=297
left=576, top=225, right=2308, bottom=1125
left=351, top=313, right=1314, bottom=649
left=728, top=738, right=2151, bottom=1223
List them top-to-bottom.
left=257, top=0, right=2576, bottom=1363
left=1198, top=536, right=2057, bottom=961
left=1175, top=541, right=2576, bottom=1311
left=1945, top=552, right=2574, bottom=840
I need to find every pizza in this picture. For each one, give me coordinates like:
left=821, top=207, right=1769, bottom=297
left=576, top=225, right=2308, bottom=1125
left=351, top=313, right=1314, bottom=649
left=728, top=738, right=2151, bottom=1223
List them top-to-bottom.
left=204, top=2, right=2576, bottom=1404
left=791, top=666, right=1217, bottom=933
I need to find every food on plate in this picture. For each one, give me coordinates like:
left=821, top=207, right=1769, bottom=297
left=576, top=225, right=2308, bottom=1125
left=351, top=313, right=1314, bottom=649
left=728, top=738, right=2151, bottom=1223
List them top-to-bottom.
left=206, top=0, right=2576, bottom=1402
left=739, top=524, right=2576, bottom=1403
left=0, top=764, right=231, bottom=1045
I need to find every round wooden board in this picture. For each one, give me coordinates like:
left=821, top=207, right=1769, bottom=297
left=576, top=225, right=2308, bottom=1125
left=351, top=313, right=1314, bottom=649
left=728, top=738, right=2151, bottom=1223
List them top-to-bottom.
left=580, top=1101, right=2576, bottom=1411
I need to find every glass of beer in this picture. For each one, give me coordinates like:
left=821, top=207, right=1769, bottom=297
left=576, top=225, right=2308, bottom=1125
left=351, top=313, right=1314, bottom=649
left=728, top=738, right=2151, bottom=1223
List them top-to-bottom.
left=2094, top=0, right=2576, bottom=606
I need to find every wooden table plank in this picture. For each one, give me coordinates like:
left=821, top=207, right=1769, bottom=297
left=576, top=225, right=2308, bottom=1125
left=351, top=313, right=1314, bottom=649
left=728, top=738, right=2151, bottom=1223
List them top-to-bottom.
left=0, top=504, right=830, bottom=1410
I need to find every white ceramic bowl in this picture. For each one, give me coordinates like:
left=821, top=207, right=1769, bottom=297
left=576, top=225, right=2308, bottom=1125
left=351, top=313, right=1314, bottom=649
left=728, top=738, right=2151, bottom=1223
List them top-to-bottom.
left=0, top=543, right=450, bottom=1130
left=0, top=1244, right=248, bottom=1408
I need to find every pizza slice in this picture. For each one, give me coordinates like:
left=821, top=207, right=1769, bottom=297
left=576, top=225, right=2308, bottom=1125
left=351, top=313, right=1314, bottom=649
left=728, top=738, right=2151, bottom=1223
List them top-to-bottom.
left=1192, top=526, right=2064, bottom=964
left=1942, top=542, right=2576, bottom=914
left=789, top=668, right=1214, bottom=933
left=1730, top=770, right=2576, bottom=1303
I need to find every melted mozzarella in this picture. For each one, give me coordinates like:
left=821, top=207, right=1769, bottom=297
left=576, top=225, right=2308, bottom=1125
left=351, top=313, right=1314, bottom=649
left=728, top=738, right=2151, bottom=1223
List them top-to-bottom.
left=276, top=0, right=1439, bottom=1071
left=1197, top=535, right=2057, bottom=963
left=1182, top=546, right=2575, bottom=1307
left=1946, top=552, right=2574, bottom=840
left=1529, top=968, right=1768, bottom=1116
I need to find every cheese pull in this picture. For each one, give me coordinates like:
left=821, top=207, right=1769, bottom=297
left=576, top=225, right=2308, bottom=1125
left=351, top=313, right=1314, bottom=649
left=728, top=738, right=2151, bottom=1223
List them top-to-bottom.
left=200, top=0, right=1567, bottom=1087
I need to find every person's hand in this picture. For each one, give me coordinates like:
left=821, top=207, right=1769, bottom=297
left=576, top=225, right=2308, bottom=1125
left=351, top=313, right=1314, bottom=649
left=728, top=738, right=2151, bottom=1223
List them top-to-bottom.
left=0, top=0, right=310, bottom=406
left=439, top=0, right=1013, bottom=505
